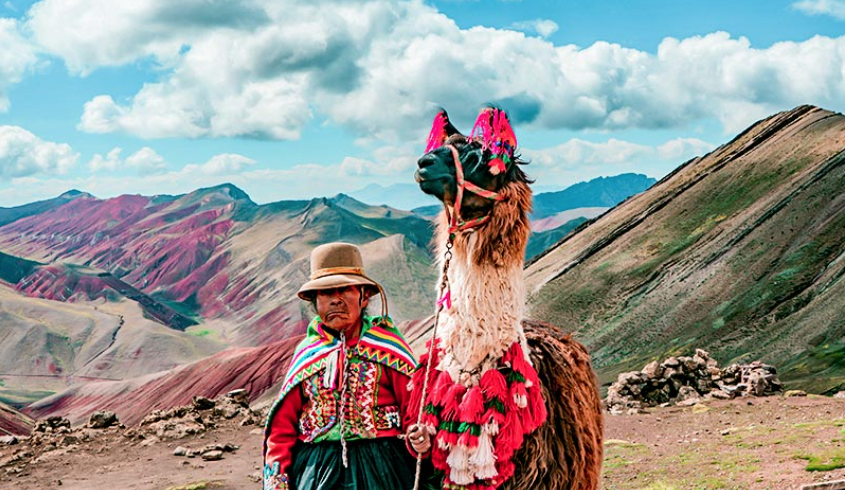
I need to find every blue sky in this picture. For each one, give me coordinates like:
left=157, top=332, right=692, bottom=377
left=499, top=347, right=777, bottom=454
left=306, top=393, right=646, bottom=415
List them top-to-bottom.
left=0, top=0, right=842, bottom=207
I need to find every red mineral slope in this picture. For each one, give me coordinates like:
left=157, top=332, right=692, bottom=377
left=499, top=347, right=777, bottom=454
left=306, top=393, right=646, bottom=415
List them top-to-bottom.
left=0, top=186, right=437, bottom=348
left=25, top=335, right=304, bottom=426
left=0, top=401, right=34, bottom=436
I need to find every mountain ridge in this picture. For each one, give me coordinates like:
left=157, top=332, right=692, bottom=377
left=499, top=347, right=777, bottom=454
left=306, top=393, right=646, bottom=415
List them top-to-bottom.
left=525, top=105, right=844, bottom=393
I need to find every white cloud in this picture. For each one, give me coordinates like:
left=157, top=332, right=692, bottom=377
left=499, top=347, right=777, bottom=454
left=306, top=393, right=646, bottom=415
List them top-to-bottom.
left=27, top=0, right=269, bottom=75
left=791, top=0, right=845, bottom=19
left=23, top=1, right=845, bottom=141
left=0, top=18, right=40, bottom=112
left=510, top=19, right=559, bottom=38
left=0, top=126, right=78, bottom=178
left=521, top=136, right=716, bottom=187
left=656, top=138, right=715, bottom=160
left=523, top=139, right=653, bottom=168
left=87, top=146, right=167, bottom=174
left=88, top=147, right=123, bottom=172
left=126, top=147, right=167, bottom=175
left=183, top=153, right=257, bottom=175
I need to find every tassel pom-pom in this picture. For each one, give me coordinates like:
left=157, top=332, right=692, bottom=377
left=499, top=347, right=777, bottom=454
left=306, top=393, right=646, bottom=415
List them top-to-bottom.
left=488, top=158, right=506, bottom=175
left=508, top=343, right=533, bottom=377
left=480, top=368, right=508, bottom=401
left=433, top=370, right=455, bottom=407
left=511, top=382, right=528, bottom=409
left=443, top=383, right=467, bottom=420
left=525, top=384, right=548, bottom=431
left=459, top=386, right=485, bottom=424
left=483, top=406, right=506, bottom=426
left=494, top=409, right=523, bottom=461
left=458, top=430, right=479, bottom=449
left=469, top=432, right=497, bottom=480
left=446, top=444, right=473, bottom=484
left=432, top=446, right=448, bottom=471
left=495, top=460, right=516, bottom=482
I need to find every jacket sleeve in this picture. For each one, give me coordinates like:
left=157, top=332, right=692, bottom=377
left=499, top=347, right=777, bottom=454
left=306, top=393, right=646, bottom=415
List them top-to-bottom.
left=264, top=388, right=304, bottom=490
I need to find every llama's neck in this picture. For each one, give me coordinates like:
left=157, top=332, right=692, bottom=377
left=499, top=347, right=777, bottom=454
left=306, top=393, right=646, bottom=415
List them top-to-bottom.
left=435, top=232, right=528, bottom=386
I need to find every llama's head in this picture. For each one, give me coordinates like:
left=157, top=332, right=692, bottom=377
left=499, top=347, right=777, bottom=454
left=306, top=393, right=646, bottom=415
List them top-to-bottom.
left=415, top=106, right=532, bottom=266
left=415, top=107, right=530, bottom=222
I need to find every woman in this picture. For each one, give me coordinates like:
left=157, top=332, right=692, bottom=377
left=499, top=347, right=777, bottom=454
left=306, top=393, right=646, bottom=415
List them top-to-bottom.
left=263, top=242, right=419, bottom=490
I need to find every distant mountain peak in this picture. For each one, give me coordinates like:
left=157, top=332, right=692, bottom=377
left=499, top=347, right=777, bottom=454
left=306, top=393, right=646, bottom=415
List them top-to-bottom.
left=187, top=183, right=254, bottom=205
left=58, top=189, right=95, bottom=200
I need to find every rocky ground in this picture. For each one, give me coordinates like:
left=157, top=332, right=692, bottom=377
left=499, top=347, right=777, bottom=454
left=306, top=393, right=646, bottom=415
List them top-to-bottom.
left=0, top=394, right=842, bottom=490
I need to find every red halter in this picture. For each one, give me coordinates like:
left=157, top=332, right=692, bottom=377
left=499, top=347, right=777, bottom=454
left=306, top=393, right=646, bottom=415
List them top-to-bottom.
left=444, top=144, right=505, bottom=237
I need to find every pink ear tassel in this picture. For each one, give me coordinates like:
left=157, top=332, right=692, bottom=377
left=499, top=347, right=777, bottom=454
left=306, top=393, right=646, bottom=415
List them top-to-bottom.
left=468, top=108, right=517, bottom=174
left=425, top=112, right=449, bottom=153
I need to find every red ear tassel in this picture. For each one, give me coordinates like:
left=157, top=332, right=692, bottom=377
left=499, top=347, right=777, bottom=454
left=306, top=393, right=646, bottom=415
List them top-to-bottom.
left=468, top=107, right=517, bottom=174
left=425, top=111, right=449, bottom=153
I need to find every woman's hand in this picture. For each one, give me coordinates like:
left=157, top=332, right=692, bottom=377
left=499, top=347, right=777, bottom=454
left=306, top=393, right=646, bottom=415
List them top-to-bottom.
left=406, top=423, right=432, bottom=454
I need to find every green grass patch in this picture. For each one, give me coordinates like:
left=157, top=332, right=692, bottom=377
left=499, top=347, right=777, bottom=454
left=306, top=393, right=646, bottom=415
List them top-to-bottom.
left=188, top=329, right=212, bottom=338
left=792, top=419, right=844, bottom=430
left=794, top=451, right=845, bottom=471
left=164, top=481, right=223, bottom=490
left=638, top=483, right=678, bottom=490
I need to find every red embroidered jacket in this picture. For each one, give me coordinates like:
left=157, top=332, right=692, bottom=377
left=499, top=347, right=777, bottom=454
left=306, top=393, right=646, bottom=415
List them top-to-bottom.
left=263, top=316, right=417, bottom=490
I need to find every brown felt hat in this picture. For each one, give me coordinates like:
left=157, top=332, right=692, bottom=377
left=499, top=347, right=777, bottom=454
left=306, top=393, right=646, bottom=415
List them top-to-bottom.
left=297, top=242, right=384, bottom=301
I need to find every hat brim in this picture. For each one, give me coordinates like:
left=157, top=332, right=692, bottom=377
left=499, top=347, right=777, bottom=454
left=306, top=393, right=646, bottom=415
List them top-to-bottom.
left=297, top=273, right=382, bottom=300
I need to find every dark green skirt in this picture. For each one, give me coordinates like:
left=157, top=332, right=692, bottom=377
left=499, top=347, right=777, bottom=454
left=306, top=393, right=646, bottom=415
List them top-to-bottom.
left=290, top=437, right=438, bottom=490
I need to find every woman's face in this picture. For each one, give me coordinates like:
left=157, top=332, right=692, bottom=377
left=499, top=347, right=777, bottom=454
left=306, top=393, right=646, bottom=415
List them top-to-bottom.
left=315, top=285, right=369, bottom=334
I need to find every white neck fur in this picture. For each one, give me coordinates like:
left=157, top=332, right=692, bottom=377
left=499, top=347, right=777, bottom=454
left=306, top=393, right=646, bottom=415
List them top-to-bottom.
left=435, top=231, right=530, bottom=386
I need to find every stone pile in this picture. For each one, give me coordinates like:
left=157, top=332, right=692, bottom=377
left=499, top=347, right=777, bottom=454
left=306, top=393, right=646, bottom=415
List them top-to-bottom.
left=605, top=349, right=784, bottom=414
left=1, top=388, right=258, bottom=476
left=130, top=389, right=262, bottom=440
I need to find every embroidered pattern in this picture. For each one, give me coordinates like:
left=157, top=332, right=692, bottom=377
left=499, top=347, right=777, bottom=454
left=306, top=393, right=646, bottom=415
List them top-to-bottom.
left=342, top=358, right=379, bottom=438
left=299, top=373, right=339, bottom=442
left=374, top=405, right=401, bottom=430
left=263, top=461, right=289, bottom=490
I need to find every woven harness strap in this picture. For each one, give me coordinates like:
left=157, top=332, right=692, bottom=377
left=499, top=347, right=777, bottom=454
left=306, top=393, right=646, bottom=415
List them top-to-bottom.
left=446, top=144, right=505, bottom=236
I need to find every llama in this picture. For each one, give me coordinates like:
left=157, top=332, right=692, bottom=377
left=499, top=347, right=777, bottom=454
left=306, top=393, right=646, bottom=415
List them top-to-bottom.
left=407, top=107, right=603, bottom=490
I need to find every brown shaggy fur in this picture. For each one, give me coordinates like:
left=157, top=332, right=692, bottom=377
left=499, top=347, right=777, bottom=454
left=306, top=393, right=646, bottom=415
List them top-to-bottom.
left=435, top=180, right=533, bottom=269
left=506, top=320, right=604, bottom=490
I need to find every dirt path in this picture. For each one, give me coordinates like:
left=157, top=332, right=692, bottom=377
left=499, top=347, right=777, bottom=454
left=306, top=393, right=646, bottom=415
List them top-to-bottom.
left=1, top=395, right=843, bottom=490
left=602, top=395, right=845, bottom=490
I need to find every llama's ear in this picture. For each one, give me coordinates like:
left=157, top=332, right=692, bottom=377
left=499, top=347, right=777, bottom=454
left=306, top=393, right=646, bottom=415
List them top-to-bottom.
left=468, top=106, right=517, bottom=175
left=425, top=109, right=461, bottom=152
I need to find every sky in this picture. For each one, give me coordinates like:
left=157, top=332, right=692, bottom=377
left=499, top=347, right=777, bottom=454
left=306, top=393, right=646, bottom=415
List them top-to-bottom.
left=0, top=0, right=842, bottom=207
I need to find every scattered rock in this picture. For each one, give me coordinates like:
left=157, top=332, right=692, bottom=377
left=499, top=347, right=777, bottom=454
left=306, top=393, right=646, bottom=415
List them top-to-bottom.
left=226, top=389, right=250, bottom=405
left=785, top=390, right=807, bottom=397
left=191, top=396, right=216, bottom=410
left=88, top=411, right=119, bottom=429
left=34, top=416, right=71, bottom=434
left=0, top=436, right=18, bottom=445
left=173, top=446, right=188, bottom=456
left=201, top=450, right=224, bottom=461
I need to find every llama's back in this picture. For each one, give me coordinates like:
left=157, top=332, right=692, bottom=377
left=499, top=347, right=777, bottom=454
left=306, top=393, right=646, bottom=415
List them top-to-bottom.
left=505, top=319, right=604, bottom=490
